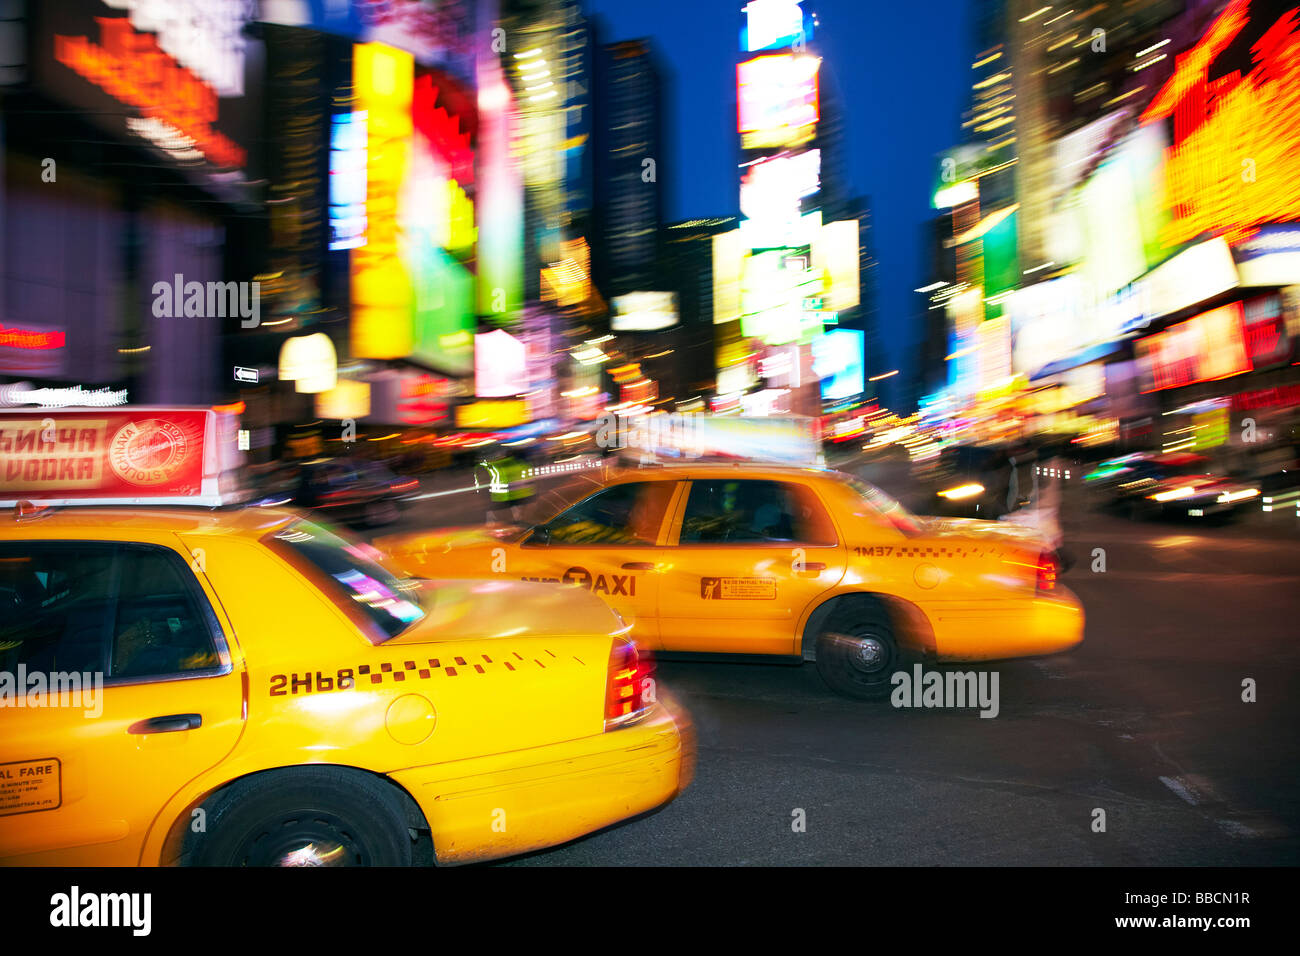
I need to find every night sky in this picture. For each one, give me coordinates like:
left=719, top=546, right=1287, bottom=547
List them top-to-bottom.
left=586, top=0, right=972, bottom=407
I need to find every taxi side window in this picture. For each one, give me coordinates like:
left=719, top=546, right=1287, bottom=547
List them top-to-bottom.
left=680, top=480, right=837, bottom=545
left=534, top=481, right=673, bottom=546
left=0, top=543, right=224, bottom=683
left=111, top=546, right=224, bottom=680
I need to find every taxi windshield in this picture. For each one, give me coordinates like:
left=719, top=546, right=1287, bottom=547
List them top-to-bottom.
left=845, top=477, right=926, bottom=536
left=269, top=519, right=426, bottom=642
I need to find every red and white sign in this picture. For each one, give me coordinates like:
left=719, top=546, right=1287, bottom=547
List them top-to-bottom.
left=1242, top=293, right=1291, bottom=369
left=1136, top=302, right=1251, bottom=393
left=365, top=370, right=451, bottom=426
left=0, top=407, right=242, bottom=505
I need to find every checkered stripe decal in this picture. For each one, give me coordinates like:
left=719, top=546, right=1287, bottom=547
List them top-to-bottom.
left=891, top=545, right=1002, bottom=558
left=357, top=648, right=587, bottom=685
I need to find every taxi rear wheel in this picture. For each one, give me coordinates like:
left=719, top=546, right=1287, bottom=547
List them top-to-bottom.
left=815, top=604, right=915, bottom=701
left=190, top=767, right=413, bottom=867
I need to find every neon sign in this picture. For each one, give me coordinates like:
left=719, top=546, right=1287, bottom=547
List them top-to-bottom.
left=98, top=0, right=247, bottom=96
left=1141, top=0, right=1300, bottom=244
left=55, top=17, right=245, bottom=168
left=0, top=324, right=65, bottom=350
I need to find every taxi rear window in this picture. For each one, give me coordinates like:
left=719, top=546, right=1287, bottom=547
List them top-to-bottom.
left=845, top=478, right=926, bottom=536
left=268, top=520, right=425, bottom=642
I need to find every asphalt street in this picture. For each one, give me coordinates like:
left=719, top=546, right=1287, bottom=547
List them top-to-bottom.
left=366, top=466, right=1300, bottom=866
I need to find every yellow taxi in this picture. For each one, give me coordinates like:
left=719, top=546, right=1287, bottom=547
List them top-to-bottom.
left=0, top=408, right=689, bottom=866
left=379, top=461, right=1085, bottom=699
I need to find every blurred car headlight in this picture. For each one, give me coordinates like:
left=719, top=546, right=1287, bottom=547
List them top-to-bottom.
left=938, top=483, right=984, bottom=500
left=1217, top=488, right=1258, bottom=504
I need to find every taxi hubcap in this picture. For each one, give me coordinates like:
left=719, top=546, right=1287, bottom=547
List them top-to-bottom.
left=851, top=636, right=888, bottom=673
left=277, top=840, right=348, bottom=867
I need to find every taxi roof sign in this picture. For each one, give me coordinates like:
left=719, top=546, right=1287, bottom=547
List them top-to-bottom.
left=0, top=406, right=248, bottom=508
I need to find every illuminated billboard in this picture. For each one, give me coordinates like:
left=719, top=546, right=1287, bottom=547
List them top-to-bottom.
left=39, top=0, right=257, bottom=186
left=741, top=0, right=814, bottom=52
left=1142, top=0, right=1300, bottom=245
left=351, top=42, right=415, bottom=361
left=350, top=46, right=477, bottom=375
left=476, top=53, right=524, bottom=323
left=737, top=54, right=820, bottom=150
left=408, top=72, right=476, bottom=375
left=329, top=111, right=367, bottom=251
left=1076, top=141, right=1156, bottom=298
left=740, top=150, right=821, bottom=221
left=740, top=209, right=823, bottom=251
left=811, top=219, right=859, bottom=312
left=1234, top=224, right=1300, bottom=287
left=713, top=229, right=746, bottom=325
left=1144, top=236, right=1239, bottom=320
left=541, top=238, right=595, bottom=309
left=740, top=249, right=824, bottom=345
left=612, top=292, right=680, bottom=331
left=1242, top=293, right=1291, bottom=370
left=1136, top=303, right=1251, bottom=393
left=475, top=329, right=527, bottom=398
left=812, top=329, right=865, bottom=400
left=367, top=370, right=452, bottom=426
left=315, top=380, right=371, bottom=421
left=456, top=400, right=528, bottom=429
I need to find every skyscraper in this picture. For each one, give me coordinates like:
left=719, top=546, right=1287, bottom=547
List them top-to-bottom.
left=593, top=39, right=666, bottom=301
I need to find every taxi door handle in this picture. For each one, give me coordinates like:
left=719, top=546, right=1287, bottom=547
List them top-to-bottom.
left=621, top=562, right=656, bottom=571
left=798, top=562, right=827, bottom=572
left=129, top=714, right=202, bottom=735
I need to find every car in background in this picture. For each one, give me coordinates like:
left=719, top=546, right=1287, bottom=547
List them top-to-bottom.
left=1086, top=452, right=1259, bottom=520
left=252, top=457, right=417, bottom=527
left=379, top=462, right=1084, bottom=701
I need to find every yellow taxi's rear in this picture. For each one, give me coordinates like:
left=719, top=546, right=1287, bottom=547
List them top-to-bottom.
left=0, top=407, right=689, bottom=867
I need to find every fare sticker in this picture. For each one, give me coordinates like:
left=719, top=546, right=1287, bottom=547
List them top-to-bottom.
left=700, top=577, right=778, bottom=600
left=0, top=758, right=61, bottom=816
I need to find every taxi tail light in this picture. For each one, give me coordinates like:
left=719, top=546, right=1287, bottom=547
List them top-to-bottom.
left=1036, top=551, right=1058, bottom=593
left=605, top=637, right=653, bottom=730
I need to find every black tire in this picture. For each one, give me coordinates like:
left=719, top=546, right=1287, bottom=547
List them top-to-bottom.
left=814, top=602, right=918, bottom=700
left=189, top=767, right=413, bottom=867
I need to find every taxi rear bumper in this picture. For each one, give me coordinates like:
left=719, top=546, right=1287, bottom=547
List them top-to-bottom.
left=922, top=585, right=1085, bottom=661
left=389, top=696, right=691, bottom=866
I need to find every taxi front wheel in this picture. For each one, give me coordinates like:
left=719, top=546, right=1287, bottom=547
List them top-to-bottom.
left=815, top=605, right=917, bottom=701
left=189, top=767, right=414, bottom=867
